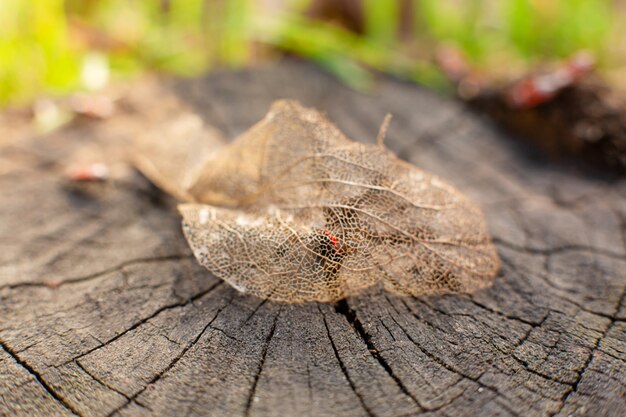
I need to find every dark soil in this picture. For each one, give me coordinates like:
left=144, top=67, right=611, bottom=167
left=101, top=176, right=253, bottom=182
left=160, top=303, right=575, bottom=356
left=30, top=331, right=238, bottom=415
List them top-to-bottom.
left=466, top=75, right=626, bottom=175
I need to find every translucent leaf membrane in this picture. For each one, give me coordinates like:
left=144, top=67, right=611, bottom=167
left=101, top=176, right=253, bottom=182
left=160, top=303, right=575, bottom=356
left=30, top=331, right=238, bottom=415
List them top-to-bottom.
left=137, top=100, right=499, bottom=302
left=132, top=113, right=225, bottom=202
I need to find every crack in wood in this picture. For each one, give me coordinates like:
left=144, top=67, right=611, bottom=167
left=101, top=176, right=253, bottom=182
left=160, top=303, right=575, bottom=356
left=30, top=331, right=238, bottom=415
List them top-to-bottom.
left=1, top=254, right=194, bottom=290
left=499, top=255, right=623, bottom=321
left=60, top=280, right=223, bottom=367
left=550, top=288, right=626, bottom=416
left=105, top=293, right=234, bottom=416
left=467, top=296, right=548, bottom=328
left=417, top=297, right=559, bottom=377
left=242, top=298, right=268, bottom=326
left=334, top=299, right=424, bottom=412
left=468, top=300, right=590, bottom=392
left=319, top=304, right=376, bottom=417
left=384, top=304, right=521, bottom=417
left=244, top=307, right=281, bottom=417
left=511, top=315, right=549, bottom=350
left=378, top=317, right=397, bottom=342
left=206, top=324, right=242, bottom=343
left=0, top=338, right=82, bottom=416
left=499, top=342, right=573, bottom=387
left=75, top=359, right=132, bottom=401
left=421, top=382, right=467, bottom=414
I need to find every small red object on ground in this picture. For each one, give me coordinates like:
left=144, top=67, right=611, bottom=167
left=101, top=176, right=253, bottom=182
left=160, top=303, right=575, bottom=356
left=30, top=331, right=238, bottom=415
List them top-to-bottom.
left=507, top=51, right=595, bottom=109
left=67, top=163, right=110, bottom=182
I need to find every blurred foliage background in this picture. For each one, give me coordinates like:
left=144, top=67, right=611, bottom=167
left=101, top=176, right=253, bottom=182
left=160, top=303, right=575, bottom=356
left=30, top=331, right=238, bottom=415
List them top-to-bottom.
left=1, top=0, right=625, bottom=107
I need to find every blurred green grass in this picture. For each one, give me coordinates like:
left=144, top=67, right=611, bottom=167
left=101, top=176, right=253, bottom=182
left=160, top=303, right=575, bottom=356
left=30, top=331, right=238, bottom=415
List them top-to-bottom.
left=0, top=0, right=624, bottom=106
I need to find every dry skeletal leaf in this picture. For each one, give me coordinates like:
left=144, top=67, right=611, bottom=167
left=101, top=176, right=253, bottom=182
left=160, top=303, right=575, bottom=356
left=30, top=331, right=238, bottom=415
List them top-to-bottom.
left=135, top=100, right=499, bottom=302
left=132, top=113, right=225, bottom=201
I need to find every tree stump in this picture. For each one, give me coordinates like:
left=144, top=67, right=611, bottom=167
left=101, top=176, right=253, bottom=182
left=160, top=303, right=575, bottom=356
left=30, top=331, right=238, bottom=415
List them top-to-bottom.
left=1, top=61, right=625, bottom=417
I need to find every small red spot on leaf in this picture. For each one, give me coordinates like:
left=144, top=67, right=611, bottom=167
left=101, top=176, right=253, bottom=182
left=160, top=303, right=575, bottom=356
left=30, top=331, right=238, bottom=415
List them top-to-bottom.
left=321, top=228, right=340, bottom=250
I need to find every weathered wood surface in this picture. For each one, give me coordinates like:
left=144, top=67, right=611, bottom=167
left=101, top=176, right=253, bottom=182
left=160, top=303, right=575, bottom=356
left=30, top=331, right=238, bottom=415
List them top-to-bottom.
left=1, top=61, right=625, bottom=417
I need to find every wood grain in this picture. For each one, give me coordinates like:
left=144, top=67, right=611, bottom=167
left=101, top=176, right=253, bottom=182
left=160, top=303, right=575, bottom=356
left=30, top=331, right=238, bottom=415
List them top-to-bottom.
left=1, top=61, right=624, bottom=417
